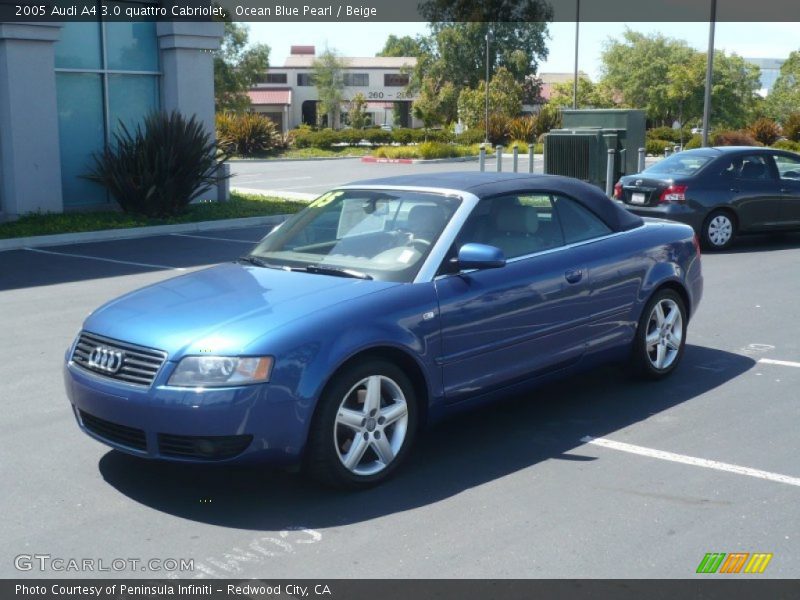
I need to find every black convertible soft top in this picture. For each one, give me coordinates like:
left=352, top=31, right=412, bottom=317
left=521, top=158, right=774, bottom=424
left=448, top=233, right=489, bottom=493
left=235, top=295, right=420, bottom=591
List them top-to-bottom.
left=348, top=172, right=644, bottom=232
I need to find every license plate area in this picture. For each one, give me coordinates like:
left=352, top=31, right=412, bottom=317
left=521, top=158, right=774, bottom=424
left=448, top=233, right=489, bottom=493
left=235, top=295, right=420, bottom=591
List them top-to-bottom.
left=630, top=192, right=646, bottom=205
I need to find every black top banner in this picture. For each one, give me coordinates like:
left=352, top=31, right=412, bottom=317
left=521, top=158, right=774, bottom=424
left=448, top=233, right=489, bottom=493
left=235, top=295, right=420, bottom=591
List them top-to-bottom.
left=1, top=0, right=800, bottom=22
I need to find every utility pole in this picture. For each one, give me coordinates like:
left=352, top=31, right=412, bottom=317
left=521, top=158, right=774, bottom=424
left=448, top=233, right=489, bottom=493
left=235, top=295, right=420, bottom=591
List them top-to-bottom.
left=573, top=0, right=580, bottom=109
left=701, top=0, right=716, bottom=147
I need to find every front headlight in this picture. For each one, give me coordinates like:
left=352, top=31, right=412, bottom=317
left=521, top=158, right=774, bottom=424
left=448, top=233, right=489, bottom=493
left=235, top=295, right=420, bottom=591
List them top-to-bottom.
left=167, top=356, right=273, bottom=387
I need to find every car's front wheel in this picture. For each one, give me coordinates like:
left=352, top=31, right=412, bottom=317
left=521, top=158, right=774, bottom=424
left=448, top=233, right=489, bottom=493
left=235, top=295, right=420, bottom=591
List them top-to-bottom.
left=701, top=209, right=736, bottom=250
left=631, top=289, right=687, bottom=380
left=305, top=359, right=417, bottom=488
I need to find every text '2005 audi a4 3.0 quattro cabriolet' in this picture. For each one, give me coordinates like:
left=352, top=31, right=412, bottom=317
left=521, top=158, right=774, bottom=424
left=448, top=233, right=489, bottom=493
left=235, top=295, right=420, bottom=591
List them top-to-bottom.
left=65, top=173, right=703, bottom=488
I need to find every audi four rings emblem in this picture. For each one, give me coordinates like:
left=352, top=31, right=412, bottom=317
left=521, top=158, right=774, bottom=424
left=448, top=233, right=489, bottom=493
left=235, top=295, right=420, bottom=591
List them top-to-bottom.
left=635, top=179, right=643, bottom=186
left=89, top=346, right=124, bottom=373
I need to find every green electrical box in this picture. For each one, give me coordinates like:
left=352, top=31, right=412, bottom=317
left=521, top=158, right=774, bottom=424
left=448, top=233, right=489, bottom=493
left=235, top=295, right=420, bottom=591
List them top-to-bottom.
left=544, top=109, right=646, bottom=189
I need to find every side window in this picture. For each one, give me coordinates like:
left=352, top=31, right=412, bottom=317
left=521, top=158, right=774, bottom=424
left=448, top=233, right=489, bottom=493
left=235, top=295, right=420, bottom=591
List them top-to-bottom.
left=773, top=154, right=800, bottom=181
left=736, top=155, right=774, bottom=181
left=451, top=193, right=566, bottom=261
left=554, top=196, right=612, bottom=244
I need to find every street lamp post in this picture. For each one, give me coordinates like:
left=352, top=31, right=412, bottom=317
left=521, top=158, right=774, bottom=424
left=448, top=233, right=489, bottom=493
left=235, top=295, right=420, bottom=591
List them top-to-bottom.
left=573, top=0, right=580, bottom=110
left=701, top=0, right=717, bottom=147
left=485, top=28, right=491, bottom=145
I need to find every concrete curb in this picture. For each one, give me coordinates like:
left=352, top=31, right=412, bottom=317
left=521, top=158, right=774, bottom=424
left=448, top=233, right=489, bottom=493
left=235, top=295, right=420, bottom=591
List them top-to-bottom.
left=361, top=155, right=479, bottom=165
left=228, top=156, right=366, bottom=163
left=0, top=214, right=292, bottom=252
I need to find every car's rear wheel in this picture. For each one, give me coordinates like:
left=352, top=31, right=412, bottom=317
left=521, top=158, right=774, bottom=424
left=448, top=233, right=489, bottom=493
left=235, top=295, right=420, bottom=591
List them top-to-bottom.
left=701, top=209, right=736, bottom=250
left=631, top=289, right=687, bottom=380
left=305, top=359, right=417, bottom=488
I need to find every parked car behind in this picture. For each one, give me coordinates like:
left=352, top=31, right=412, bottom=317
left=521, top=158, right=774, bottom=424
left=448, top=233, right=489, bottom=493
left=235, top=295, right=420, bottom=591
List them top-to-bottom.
left=615, top=146, right=800, bottom=249
left=65, top=173, right=703, bottom=488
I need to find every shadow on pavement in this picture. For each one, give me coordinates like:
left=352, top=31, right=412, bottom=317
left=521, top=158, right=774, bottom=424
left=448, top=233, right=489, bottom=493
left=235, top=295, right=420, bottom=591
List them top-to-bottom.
left=0, top=228, right=269, bottom=291
left=716, top=231, right=800, bottom=254
left=98, top=344, right=754, bottom=530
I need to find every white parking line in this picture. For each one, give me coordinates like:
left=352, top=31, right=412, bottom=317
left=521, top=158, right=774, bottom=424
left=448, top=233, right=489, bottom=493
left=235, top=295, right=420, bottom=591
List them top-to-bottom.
left=170, top=233, right=259, bottom=244
left=25, top=247, right=185, bottom=271
left=758, top=358, right=800, bottom=369
left=580, top=436, right=800, bottom=488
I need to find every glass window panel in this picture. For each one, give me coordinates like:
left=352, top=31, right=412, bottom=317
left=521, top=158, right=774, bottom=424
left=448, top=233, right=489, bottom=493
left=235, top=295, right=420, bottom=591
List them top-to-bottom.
left=105, top=10, right=158, bottom=71
left=54, top=22, right=102, bottom=69
left=56, top=73, right=107, bottom=207
left=107, top=74, right=159, bottom=135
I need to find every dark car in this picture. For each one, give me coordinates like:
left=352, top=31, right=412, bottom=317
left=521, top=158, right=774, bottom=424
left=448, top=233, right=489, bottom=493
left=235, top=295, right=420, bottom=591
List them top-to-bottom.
left=615, top=147, right=800, bottom=249
left=65, top=173, right=702, bottom=488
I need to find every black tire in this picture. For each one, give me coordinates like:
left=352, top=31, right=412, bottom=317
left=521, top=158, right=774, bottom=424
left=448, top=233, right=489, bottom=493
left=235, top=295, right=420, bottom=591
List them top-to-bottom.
left=701, top=209, right=736, bottom=250
left=630, top=289, right=688, bottom=380
left=305, top=359, right=418, bottom=489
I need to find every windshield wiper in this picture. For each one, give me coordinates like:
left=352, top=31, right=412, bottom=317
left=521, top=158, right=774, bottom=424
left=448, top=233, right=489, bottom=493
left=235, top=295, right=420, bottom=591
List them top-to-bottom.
left=236, top=255, right=302, bottom=271
left=305, top=265, right=373, bottom=280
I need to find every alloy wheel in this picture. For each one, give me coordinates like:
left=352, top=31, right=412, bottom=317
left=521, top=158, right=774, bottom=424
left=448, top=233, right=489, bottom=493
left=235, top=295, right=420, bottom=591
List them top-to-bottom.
left=644, top=298, right=684, bottom=371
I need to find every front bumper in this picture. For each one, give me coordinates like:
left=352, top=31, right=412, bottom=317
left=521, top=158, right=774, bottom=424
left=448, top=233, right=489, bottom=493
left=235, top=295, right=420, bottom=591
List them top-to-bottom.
left=64, top=361, right=306, bottom=465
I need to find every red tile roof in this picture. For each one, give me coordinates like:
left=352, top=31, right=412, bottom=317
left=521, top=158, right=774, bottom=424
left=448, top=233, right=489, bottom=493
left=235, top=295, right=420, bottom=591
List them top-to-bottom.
left=248, top=89, right=292, bottom=105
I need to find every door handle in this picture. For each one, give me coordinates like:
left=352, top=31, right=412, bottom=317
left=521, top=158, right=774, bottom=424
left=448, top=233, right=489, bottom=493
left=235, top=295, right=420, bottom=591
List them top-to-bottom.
left=729, top=188, right=740, bottom=193
left=780, top=188, right=790, bottom=193
left=565, top=269, right=583, bottom=284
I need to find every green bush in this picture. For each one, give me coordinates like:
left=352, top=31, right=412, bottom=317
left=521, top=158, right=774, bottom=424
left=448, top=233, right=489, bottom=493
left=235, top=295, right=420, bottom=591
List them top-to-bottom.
left=85, top=111, right=228, bottom=218
left=216, top=112, right=282, bottom=156
left=781, top=112, right=800, bottom=142
left=508, top=116, right=537, bottom=143
left=747, top=118, right=782, bottom=146
left=647, top=127, right=682, bottom=144
left=454, top=128, right=487, bottom=145
left=684, top=134, right=703, bottom=149
left=646, top=139, right=673, bottom=156
left=772, top=139, right=800, bottom=152
left=507, top=140, right=529, bottom=154
left=373, top=143, right=483, bottom=160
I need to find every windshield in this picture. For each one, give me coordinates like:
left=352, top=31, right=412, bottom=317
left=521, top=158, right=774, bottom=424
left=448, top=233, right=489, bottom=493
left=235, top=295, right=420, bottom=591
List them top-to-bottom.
left=643, top=153, right=713, bottom=177
left=249, top=189, right=461, bottom=283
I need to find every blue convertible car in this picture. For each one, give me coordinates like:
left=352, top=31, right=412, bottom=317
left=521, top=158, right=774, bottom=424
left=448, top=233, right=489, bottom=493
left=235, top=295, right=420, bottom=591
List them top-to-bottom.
left=65, top=173, right=703, bottom=487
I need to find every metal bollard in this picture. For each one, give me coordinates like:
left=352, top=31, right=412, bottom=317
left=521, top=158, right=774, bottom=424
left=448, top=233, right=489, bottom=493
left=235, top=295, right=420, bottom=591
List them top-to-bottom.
left=674, top=144, right=681, bottom=154
left=479, top=145, right=486, bottom=172
left=496, top=145, right=503, bottom=172
left=512, top=145, right=519, bottom=172
left=528, top=145, right=534, bottom=173
left=665, top=146, right=672, bottom=158
left=638, top=147, right=646, bottom=173
left=605, top=149, right=615, bottom=198
left=217, top=163, right=231, bottom=202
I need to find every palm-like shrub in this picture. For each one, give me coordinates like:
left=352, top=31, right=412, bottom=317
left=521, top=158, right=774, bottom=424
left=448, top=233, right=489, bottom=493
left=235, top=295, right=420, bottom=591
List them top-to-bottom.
left=85, top=111, right=229, bottom=218
left=216, top=112, right=282, bottom=156
left=508, top=116, right=537, bottom=143
left=747, top=118, right=782, bottom=146
left=713, top=130, right=759, bottom=146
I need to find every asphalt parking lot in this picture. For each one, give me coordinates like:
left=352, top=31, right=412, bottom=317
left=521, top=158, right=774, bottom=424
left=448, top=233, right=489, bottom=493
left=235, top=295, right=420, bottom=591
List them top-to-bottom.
left=1, top=218, right=799, bottom=579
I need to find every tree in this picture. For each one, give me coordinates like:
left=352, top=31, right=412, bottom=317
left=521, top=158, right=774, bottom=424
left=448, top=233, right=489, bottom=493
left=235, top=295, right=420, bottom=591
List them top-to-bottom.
left=213, top=23, right=270, bottom=112
left=600, top=30, right=695, bottom=125
left=600, top=30, right=761, bottom=128
left=377, top=35, right=425, bottom=57
left=312, top=49, right=346, bottom=129
left=766, top=51, right=800, bottom=122
left=457, top=67, right=523, bottom=129
left=549, top=75, right=615, bottom=109
left=412, top=77, right=458, bottom=130
left=347, top=92, right=369, bottom=129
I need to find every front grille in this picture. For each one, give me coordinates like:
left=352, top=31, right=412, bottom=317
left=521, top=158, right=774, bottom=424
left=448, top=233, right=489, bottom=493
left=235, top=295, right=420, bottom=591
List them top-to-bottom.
left=71, top=331, right=167, bottom=387
left=79, top=410, right=147, bottom=451
left=158, top=433, right=253, bottom=460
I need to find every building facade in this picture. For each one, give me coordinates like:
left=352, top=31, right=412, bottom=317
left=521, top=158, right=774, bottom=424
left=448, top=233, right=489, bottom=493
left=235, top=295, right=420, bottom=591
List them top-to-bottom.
left=0, top=19, right=222, bottom=219
left=248, top=45, right=420, bottom=132
left=745, top=58, right=786, bottom=97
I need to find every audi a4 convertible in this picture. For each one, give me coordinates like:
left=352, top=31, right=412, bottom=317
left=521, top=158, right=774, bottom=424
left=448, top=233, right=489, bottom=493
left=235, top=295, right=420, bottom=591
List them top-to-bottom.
left=65, top=173, right=703, bottom=488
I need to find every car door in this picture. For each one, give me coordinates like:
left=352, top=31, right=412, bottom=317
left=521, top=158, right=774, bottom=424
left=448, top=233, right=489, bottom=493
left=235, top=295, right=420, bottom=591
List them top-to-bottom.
left=772, top=152, right=800, bottom=227
left=724, top=153, right=784, bottom=231
left=433, top=193, right=592, bottom=404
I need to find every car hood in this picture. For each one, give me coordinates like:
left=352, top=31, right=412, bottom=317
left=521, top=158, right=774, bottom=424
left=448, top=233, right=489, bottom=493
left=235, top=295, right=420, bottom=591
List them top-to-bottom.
left=82, top=262, right=398, bottom=358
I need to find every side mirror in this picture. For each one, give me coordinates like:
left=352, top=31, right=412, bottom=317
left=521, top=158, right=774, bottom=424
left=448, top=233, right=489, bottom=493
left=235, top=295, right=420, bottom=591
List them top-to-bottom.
left=457, top=243, right=506, bottom=270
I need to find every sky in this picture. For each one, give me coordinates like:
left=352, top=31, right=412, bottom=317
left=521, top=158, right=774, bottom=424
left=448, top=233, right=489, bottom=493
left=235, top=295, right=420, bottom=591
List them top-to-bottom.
left=247, top=22, right=800, bottom=80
